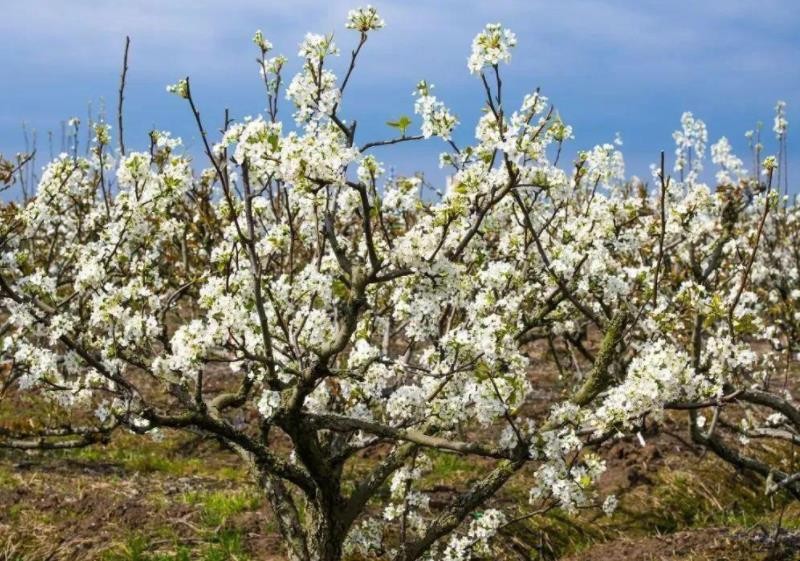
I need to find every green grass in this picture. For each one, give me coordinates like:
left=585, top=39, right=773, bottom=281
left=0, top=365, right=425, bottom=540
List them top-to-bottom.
left=53, top=432, right=248, bottom=480
left=427, top=451, right=475, bottom=481
left=0, top=463, right=17, bottom=488
left=182, top=489, right=262, bottom=527
left=6, top=502, right=24, bottom=522
left=203, top=530, right=249, bottom=561
left=102, top=531, right=250, bottom=561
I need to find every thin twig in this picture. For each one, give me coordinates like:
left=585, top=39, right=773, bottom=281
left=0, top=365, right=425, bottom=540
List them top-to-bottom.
left=117, top=36, right=130, bottom=156
left=652, top=151, right=669, bottom=307
left=728, top=168, right=773, bottom=332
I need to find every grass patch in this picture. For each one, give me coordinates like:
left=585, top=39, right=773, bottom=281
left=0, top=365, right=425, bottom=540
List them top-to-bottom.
left=61, top=432, right=247, bottom=480
left=504, top=450, right=800, bottom=560
left=427, top=451, right=476, bottom=482
left=622, top=456, right=797, bottom=533
left=0, top=463, right=17, bottom=488
left=182, top=489, right=262, bottom=527
left=203, top=530, right=249, bottom=561
left=102, top=531, right=250, bottom=561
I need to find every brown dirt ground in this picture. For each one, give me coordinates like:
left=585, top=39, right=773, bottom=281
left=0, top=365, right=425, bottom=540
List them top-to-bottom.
left=561, top=527, right=800, bottom=561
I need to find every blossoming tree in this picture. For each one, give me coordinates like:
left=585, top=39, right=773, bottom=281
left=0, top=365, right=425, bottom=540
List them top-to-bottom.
left=1, top=7, right=798, bottom=561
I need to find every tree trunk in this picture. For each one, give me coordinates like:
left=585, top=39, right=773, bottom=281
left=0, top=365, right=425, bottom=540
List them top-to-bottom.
left=257, top=466, right=347, bottom=561
left=260, top=472, right=310, bottom=561
left=306, top=511, right=345, bottom=561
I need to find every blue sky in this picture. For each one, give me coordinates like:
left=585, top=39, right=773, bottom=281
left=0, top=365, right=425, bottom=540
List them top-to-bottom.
left=1, top=0, right=798, bottom=189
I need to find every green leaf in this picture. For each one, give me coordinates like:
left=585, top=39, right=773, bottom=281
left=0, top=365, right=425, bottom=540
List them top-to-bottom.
left=386, top=115, right=412, bottom=136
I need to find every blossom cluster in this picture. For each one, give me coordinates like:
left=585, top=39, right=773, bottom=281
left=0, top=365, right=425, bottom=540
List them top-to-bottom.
left=467, top=23, right=517, bottom=74
left=413, top=81, right=458, bottom=140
